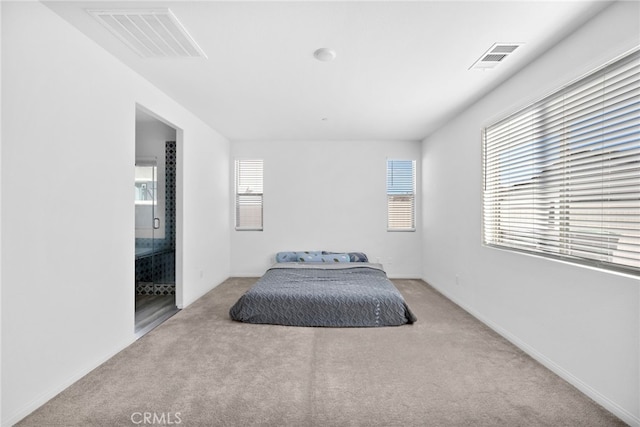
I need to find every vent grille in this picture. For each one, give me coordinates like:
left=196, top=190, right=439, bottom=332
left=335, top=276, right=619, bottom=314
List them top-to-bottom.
left=87, top=9, right=207, bottom=58
left=470, top=43, right=523, bottom=70
left=490, top=45, right=519, bottom=54
left=482, top=54, right=507, bottom=62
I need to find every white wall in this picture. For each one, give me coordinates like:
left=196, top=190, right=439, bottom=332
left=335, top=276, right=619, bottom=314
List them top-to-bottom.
left=0, top=2, right=3, bottom=424
left=421, top=2, right=640, bottom=424
left=1, top=3, right=230, bottom=425
left=230, top=140, right=422, bottom=278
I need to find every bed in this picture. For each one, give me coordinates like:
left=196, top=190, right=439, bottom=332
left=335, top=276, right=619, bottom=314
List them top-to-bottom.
left=229, top=252, right=416, bottom=327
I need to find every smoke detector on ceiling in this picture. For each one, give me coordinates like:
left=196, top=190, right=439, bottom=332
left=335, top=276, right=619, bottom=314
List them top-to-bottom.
left=87, top=8, right=207, bottom=58
left=469, top=43, right=523, bottom=70
left=314, top=48, right=336, bottom=62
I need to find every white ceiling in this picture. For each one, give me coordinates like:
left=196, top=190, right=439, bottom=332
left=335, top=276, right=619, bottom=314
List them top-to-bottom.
left=44, top=1, right=612, bottom=141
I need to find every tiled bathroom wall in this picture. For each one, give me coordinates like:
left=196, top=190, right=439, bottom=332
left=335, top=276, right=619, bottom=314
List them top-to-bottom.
left=135, top=141, right=176, bottom=294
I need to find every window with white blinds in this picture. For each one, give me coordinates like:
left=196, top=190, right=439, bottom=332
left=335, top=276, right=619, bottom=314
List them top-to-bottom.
left=482, top=49, right=639, bottom=275
left=235, top=159, right=263, bottom=231
left=387, top=159, right=416, bottom=231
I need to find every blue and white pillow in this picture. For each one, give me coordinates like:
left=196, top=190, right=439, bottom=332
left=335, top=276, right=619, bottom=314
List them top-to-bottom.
left=275, top=251, right=351, bottom=263
left=276, top=251, right=322, bottom=263
left=323, top=251, right=369, bottom=262
left=298, top=253, right=350, bottom=263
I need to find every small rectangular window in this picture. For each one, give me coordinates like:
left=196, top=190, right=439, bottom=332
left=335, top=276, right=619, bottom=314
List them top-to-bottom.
left=482, top=49, right=639, bottom=275
left=235, top=159, right=263, bottom=231
left=387, top=159, right=416, bottom=231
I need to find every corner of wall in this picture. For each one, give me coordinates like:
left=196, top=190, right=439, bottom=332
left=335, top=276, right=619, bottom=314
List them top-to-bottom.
left=0, top=1, right=3, bottom=424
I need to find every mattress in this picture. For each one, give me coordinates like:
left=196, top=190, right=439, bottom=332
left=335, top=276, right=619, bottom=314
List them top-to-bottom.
left=229, top=263, right=416, bottom=327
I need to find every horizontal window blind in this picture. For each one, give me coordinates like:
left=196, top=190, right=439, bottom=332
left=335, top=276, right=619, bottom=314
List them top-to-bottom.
left=482, top=49, right=640, bottom=275
left=235, top=159, right=263, bottom=230
left=387, top=159, right=416, bottom=231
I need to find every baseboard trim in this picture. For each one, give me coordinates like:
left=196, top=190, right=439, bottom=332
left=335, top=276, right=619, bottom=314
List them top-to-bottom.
left=227, top=273, right=261, bottom=279
left=423, top=277, right=639, bottom=427
left=3, top=336, right=136, bottom=427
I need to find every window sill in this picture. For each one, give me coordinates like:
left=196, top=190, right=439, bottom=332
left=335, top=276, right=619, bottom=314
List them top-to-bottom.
left=482, top=243, right=639, bottom=280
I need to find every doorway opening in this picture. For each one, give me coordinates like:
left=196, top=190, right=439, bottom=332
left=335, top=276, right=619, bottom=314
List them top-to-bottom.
left=134, top=107, right=180, bottom=337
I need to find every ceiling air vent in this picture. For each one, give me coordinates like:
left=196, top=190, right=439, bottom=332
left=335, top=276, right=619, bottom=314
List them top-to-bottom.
left=87, top=9, right=207, bottom=58
left=470, top=43, right=523, bottom=70
left=482, top=54, right=507, bottom=62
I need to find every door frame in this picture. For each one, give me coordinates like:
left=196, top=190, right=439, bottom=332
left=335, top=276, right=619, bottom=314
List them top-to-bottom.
left=135, top=104, right=183, bottom=309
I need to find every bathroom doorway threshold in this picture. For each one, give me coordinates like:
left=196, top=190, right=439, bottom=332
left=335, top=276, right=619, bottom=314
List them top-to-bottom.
left=134, top=294, right=180, bottom=339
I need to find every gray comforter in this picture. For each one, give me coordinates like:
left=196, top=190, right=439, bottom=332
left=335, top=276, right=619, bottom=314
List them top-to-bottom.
left=229, top=263, right=416, bottom=327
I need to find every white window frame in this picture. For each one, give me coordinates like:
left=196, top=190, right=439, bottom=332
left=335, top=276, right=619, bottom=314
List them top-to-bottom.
left=482, top=48, right=640, bottom=276
left=235, top=159, right=263, bottom=231
left=387, top=159, right=416, bottom=232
